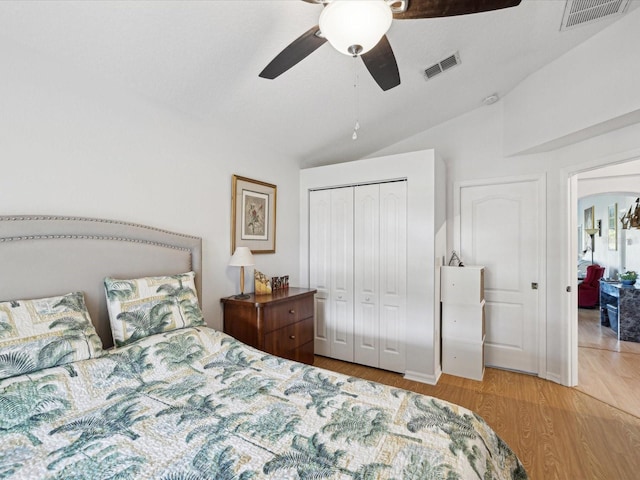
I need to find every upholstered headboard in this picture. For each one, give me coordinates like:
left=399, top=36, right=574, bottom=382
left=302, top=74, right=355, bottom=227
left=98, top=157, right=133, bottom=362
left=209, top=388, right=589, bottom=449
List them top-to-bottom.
left=0, top=216, right=202, bottom=349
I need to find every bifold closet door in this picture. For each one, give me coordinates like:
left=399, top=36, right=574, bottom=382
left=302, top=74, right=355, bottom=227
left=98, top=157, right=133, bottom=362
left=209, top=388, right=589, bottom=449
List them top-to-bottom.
left=354, top=182, right=407, bottom=372
left=378, top=182, right=407, bottom=372
left=354, top=185, right=379, bottom=367
left=309, top=188, right=354, bottom=362
left=309, top=189, right=331, bottom=357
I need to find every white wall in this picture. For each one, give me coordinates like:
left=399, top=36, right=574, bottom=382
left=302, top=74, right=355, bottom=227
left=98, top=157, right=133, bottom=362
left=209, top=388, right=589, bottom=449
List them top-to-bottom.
left=502, top=6, right=640, bottom=156
left=368, top=8, right=640, bottom=384
left=0, top=37, right=301, bottom=330
left=299, top=150, right=446, bottom=383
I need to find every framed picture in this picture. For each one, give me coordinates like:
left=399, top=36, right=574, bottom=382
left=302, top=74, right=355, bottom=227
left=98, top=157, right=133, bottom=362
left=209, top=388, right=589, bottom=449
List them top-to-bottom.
left=231, top=175, right=277, bottom=254
left=608, top=203, right=617, bottom=250
left=584, top=206, right=595, bottom=230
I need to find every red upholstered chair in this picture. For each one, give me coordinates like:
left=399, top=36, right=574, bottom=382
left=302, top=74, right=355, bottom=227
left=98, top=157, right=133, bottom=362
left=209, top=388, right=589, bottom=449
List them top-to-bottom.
left=578, top=265, right=605, bottom=308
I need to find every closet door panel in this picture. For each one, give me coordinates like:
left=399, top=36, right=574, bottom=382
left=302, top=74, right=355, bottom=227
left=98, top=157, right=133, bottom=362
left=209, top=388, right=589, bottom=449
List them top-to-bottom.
left=379, top=182, right=407, bottom=372
left=354, top=184, right=380, bottom=367
left=330, top=187, right=354, bottom=362
left=309, top=190, right=331, bottom=356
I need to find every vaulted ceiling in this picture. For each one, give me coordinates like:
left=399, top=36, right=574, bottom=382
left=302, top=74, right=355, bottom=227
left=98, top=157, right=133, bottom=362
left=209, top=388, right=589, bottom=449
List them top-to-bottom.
left=0, top=0, right=635, bottom=167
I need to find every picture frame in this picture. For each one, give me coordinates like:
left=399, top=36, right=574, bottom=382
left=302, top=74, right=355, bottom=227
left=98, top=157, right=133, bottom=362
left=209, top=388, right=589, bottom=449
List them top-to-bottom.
left=231, top=175, right=277, bottom=254
left=608, top=203, right=617, bottom=251
left=584, top=206, right=595, bottom=230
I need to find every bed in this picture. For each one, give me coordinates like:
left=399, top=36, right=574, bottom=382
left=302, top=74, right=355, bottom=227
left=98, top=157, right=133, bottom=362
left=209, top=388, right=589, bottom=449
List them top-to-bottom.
left=0, top=215, right=527, bottom=479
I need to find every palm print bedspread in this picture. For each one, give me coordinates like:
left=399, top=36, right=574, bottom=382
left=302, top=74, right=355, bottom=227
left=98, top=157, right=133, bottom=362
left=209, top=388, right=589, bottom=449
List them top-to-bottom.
left=0, top=327, right=527, bottom=479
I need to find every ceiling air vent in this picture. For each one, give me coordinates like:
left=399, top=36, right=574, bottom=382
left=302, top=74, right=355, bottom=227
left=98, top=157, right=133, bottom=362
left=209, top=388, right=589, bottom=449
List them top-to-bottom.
left=561, top=0, right=630, bottom=31
left=423, top=52, right=461, bottom=81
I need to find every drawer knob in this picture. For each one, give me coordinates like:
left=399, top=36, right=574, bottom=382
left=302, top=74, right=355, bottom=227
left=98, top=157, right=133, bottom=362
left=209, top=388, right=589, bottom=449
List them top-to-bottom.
left=289, top=309, right=295, bottom=314
left=289, top=335, right=296, bottom=339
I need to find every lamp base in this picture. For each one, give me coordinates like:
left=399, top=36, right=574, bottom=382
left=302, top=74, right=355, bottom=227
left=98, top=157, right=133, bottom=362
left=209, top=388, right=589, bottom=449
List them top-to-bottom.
left=234, top=293, right=250, bottom=300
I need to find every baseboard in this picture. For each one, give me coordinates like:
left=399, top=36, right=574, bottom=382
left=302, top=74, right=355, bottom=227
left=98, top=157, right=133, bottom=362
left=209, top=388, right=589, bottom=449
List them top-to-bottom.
left=404, top=368, right=441, bottom=385
left=544, top=371, right=564, bottom=385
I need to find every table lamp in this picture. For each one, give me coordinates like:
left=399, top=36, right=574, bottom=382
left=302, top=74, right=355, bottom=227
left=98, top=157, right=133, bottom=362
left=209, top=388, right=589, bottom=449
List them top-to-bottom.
left=229, top=247, right=255, bottom=299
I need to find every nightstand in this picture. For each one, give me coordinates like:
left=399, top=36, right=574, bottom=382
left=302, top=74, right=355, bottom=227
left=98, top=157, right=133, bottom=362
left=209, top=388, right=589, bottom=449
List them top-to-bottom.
left=221, top=287, right=317, bottom=364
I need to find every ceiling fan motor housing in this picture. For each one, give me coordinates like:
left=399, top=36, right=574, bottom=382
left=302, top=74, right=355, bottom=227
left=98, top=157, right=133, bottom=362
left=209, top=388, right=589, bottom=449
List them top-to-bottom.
left=319, top=0, right=393, bottom=56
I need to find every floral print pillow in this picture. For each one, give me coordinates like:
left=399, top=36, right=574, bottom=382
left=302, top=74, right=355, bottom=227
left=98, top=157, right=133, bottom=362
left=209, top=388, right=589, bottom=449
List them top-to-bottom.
left=104, top=271, right=204, bottom=347
left=0, top=292, right=104, bottom=380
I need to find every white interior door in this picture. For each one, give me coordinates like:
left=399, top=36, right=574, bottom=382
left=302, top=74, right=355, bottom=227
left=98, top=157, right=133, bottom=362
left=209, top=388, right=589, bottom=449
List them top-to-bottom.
left=459, top=178, right=541, bottom=374
left=378, top=182, right=407, bottom=372
left=354, top=184, right=380, bottom=367
left=310, top=187, right=354, bottom=361
left=329, top=187, right=354, bottom=362
left=309, top=190, right=331, bottom=356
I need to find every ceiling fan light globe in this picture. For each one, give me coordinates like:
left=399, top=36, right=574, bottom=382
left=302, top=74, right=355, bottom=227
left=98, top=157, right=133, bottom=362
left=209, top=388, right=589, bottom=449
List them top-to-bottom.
left=319, top=0, right=392, bottom=56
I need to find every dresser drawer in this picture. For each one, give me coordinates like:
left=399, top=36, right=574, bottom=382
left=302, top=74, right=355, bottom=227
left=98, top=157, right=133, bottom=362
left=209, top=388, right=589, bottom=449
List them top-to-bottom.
left=221, top=288, right=316, bottom=365
left=262, top=296, right=314, bottom=332
left=263, top=318, right=314, bottom=355
left=283, top=340, right=314, bottom=365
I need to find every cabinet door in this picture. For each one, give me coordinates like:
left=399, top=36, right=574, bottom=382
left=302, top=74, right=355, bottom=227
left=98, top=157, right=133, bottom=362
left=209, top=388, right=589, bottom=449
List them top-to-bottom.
left=378, top=181, right=407, bottom=372
left=354, top=184, right=380, bottom=367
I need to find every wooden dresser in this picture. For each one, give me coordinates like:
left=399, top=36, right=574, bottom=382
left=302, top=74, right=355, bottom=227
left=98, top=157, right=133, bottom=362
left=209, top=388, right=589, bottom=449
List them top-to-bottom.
left=221, top=287, right=317, bottom=364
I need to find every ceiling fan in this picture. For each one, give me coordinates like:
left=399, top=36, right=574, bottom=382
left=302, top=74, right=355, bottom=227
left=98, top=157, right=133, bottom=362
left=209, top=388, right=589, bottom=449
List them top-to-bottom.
left=259, top=0, right=522, bottom=91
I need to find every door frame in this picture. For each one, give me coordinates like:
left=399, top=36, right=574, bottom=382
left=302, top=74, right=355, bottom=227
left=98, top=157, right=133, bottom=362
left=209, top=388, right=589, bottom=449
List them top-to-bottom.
left=562, top=148, right=640, bottom=386
left=453, top=173, right=547, bottom=378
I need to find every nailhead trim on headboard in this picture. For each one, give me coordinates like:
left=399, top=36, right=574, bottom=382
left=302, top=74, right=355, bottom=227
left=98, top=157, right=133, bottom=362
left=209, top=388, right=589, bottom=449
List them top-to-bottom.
left=0, top=215, right=200, bottom=240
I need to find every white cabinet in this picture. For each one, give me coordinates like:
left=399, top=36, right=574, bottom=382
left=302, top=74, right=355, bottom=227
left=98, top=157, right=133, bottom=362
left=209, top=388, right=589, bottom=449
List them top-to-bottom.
left=310, top=182, right=407, bottom=372
left=441, top=266, right=485, bottom=380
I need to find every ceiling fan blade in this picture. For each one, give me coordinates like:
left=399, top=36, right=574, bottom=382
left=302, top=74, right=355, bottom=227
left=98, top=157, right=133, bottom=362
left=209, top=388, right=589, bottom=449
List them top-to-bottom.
left=394, top=0, right=521, bottom=19
left=259, top=25, right=327, bottom=79
left=361, top=35, right=400, bottom=91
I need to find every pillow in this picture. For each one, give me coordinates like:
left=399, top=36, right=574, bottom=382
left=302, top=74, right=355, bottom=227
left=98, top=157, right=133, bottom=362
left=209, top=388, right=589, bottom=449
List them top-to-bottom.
left=104, top=271, right=204, bottom=347
left=0, top=292, right=104, bottom=380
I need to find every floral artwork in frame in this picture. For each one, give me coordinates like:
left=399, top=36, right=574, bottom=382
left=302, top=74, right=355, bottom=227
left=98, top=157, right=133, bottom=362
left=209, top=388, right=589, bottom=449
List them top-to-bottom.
left=231, top=175, right=277, bottom=254
left=608, top=203, right=617, bottom=251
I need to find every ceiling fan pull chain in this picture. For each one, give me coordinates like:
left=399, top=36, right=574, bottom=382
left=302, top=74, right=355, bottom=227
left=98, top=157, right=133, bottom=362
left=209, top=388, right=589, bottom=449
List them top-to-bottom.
left=352, top=58, right=360, bottom=140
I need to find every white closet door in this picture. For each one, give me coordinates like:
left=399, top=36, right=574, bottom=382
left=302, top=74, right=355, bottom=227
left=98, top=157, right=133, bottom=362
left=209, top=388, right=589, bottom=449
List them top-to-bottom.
left=310, top=182, right=405, bottom=371
left=379, top=182, right=407, bottom=372
left=354, top=184, right=380, bottom=368
left=329, top=187, right=354, bottom=361
left=309, top=190, right=331, bottom=356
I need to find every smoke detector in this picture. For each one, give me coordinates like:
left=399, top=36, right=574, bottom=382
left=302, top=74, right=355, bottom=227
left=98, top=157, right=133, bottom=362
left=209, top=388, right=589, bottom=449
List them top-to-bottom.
left=561, top=0, right=630, bottom=31
left=482, top=94, right=500, bottom=106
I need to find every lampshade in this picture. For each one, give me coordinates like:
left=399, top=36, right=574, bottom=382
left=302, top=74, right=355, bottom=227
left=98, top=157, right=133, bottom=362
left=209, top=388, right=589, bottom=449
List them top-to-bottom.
left=319, top=0, right=392, bottom=57
left=229, top=247, right=255, bottom=267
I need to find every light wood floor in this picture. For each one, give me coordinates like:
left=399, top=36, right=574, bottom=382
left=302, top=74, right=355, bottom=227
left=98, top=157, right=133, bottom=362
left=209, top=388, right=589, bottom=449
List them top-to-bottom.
left=577, top=307, right=640, bottom=418
left=314, top=329, right=640, bottom=480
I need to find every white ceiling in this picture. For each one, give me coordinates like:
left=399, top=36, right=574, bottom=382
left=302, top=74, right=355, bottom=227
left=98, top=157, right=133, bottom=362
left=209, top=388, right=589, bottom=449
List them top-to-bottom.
left=0, top=0, right=636, bottom=167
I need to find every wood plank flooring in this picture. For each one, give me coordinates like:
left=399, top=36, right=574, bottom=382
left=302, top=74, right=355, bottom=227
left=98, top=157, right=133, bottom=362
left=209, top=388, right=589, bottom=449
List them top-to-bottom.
left=577, top=308, right=640, bottom=418
left=314, top=333, right=640, bottom=480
